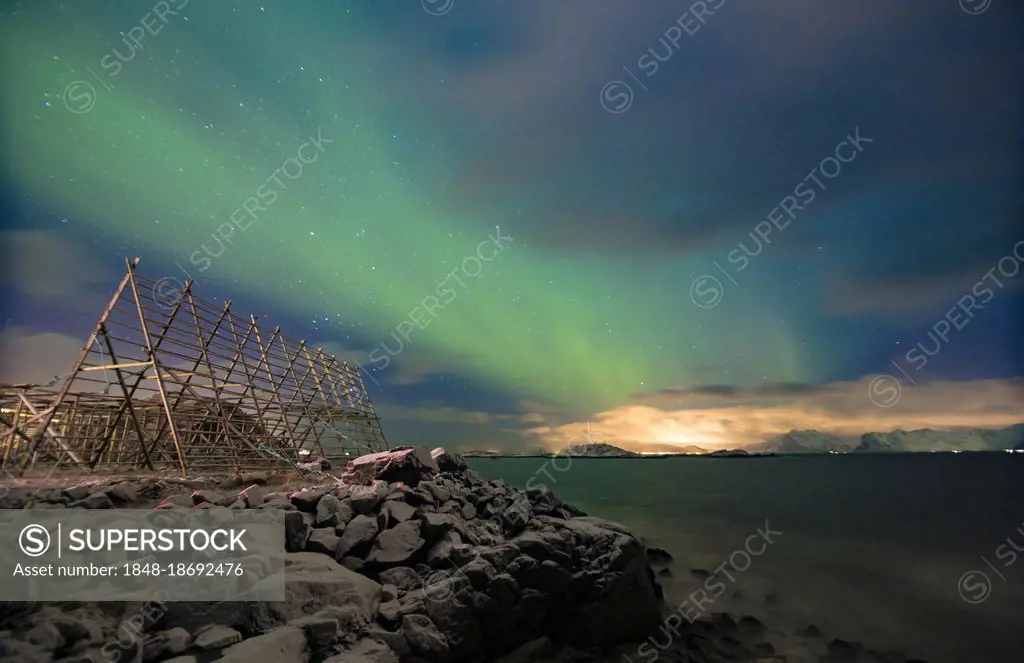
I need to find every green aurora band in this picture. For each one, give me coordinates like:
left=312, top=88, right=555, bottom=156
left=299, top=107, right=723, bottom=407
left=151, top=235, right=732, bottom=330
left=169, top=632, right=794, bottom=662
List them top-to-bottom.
left=2, top=2, right=806, bottom=413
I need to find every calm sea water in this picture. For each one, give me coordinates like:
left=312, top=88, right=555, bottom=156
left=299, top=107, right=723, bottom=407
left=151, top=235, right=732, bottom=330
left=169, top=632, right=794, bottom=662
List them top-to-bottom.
left=467, top=454, right=1024, bottom=663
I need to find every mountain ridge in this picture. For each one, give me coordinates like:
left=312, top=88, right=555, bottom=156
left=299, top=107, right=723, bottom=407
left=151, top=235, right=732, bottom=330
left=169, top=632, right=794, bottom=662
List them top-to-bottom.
left=752, top=424, right=1024, bottom=454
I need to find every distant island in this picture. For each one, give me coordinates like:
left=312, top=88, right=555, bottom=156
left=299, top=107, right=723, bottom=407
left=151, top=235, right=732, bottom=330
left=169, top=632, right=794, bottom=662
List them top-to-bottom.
left=460, top=423, right=1024, bottom=457
left=752, top=423, right=1024, bottom=454
left=557, top=442, right=639, bottom=457
left=462, top=443, right=775, bottom=458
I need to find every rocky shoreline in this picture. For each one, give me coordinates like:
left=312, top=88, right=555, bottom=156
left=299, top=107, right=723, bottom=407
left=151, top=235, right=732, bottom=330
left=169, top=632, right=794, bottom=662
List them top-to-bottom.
left=0, top=447, right=924, bottom=663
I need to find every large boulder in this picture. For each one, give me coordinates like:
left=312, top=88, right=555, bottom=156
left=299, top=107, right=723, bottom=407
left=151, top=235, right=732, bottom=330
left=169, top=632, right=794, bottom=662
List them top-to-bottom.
left=341, top=448, right=439, bottom=487
left=431, top=448, right=468, bottom=473
left=535, top=517, right=663, bottom=648
left=157, top=553, right=381, bottom=636
left=211, top=625, right=307, bottom=663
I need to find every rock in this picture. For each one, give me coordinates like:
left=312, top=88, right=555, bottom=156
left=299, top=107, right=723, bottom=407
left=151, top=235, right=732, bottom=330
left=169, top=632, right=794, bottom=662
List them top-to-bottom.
left=342, top=447, right=439, bottom=487
left=430, top=447, right=468, bottom=473
left=297, top=457, right=331, bottom=472
left=419, top=480, right=451, bottom=504
left=106, top=483, right=139, bottom=504
left=349, top=483, right=387, bottom=515
left=63, top=484, right=95, bottom=502
left=239, top=485, right=264, bottom=507
left=290, top=488, right=329, bottom=513
left=192, top=490, right=233, bottom=507
left=76, top=491, right=114, bottom=509
left=154, top=493, right=193, bottom=509
left=501, top=493, right=532, bottom=534
left=315, top=494, right=347, bottom=527
left=260, top=499, right=296, bottom=511
left=381, top=500, right=417, bottom=527
left=284, top=511, right=311, bottom=553
left=418, top=512, right=456, bottom=541
left=335, top=514, right=379, bottom=560
left=519, top=517, right=663, bottom=649
left=367, top=520, right=426, bottom=566
left=305, top=528, right=340, bottom=556
left=425, top=531, right=462, bottom=567
left=646, top=547, right=673, bottom=564
left=250, top=553, right=382, bottom=627
left=157, top=554, right=380, bottom=636
left=339, top=556, right=365, bottom=573
left=460, top=558, right=496, bottom=591
left=378, top=567, right=421, bottom=592
left=488, top=574, right=520, bottom=607
left=420, top=581, right=481, bottom=660
left=380, top=583, right=399, bottom=602
left=378, top=600, right=402, bottom=626
left=289, top=606, right=358, bottom=660
left=714, top=613, right=738, bottom=636
left=401, top=614, right=448, bottom=658
left=48, top=615, right=102, bottom=648
left=739, top=615, right=767, bottom=635
left=26, top=622, right=65, bottom=650
left=797, top=624, right=823, bottom=638
left=193, top=625, right=242, bottom=650
left=212, top=626, right=306, bottom=663
left=365, top=626, right=412, bottom=660
left=143, top=627, right=192, bottom=661
left=160, top=627, right=192, bottom=655
left=328, top=637, right=400, bottom=663
left=493, top=637, right=555, bottom=663
left=352, top=638, right=401, bottom=663
left=827, top=638, right=863, bottom=660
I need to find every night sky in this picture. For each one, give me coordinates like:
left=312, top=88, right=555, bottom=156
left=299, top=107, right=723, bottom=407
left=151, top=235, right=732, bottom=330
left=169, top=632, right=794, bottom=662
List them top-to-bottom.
left=1, top=0, right=1022, bottom=452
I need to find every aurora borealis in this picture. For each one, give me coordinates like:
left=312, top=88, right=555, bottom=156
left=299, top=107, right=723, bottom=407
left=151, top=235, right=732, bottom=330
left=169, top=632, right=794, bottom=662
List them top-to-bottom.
left=2, top=0, right=1022, bottom=451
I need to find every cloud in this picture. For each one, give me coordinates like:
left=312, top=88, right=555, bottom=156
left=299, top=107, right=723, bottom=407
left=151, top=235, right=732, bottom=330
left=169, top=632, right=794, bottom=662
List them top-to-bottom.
left=359, top=0, right=1023, bottom=317
left=0, top=230, right=111, bottom=302
left=827, top=234, right=1024, bottom=317
left=0, top=327, right=84, bottom=386
left=528, top=377, right=1024, bottom=451
left=637, top=382, right=824, bottom=406
left=382, top=403, right=540, bottom=427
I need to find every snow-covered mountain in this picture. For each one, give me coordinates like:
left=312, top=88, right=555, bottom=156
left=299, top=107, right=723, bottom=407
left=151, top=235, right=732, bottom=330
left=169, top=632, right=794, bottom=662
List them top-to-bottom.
left=753, top=425, right=1024, bottom=453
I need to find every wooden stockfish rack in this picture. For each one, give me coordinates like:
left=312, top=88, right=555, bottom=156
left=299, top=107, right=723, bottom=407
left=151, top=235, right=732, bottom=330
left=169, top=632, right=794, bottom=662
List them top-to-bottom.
left=0, top=257, right=388, bottom=477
